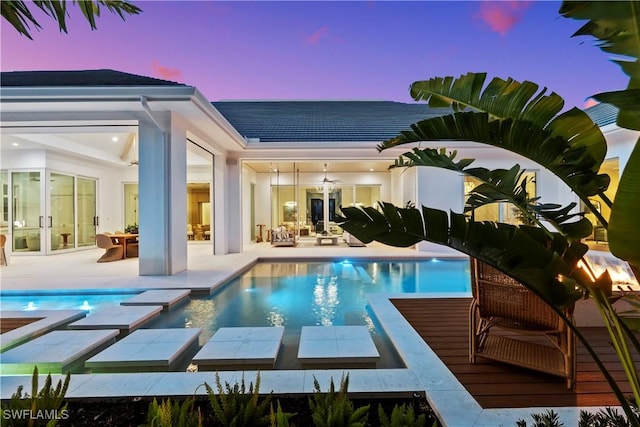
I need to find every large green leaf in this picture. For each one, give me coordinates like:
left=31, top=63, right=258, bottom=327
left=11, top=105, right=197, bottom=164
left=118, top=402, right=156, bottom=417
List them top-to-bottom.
left=1, top=0, right=141, bottom=39
left=559, top=1, right=640, bottom=130
left=559, top=1, right=639, bottom=60
left=409, top=73, right=565, bottom=127
left=593, top=89, right=640, bottom=131
left=381, top=110, right=609, bottom=203
left=609, top=137, right=640, bottom=267
left=392, top=147, right=594, bottom=239
left=337, top=203, right=584, bottom=309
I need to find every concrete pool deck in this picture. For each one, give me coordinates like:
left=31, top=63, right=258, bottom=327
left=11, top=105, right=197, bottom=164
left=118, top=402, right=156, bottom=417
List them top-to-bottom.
left=0, top=241, right=612, bottom=426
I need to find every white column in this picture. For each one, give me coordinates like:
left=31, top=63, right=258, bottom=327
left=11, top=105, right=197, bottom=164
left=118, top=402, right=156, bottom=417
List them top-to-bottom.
left=138, top=114, right=188, bottom=275
left=213, top=155, right=229, bottom=254
left=225, top=156, right=242, bottom=253
left=416, top=167, right=464, bottom=254
left=323, top=185, right=329, bottom=233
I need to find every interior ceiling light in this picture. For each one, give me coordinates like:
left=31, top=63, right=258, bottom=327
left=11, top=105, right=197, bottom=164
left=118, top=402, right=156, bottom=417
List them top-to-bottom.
left=112, top=136, right=119, bottom=142
left=12, top=142, right=19, bottom=146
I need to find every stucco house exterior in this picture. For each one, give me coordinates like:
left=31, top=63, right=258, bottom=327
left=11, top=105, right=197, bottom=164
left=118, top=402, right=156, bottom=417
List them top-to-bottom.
left=1, top=70, right=635, bottom=275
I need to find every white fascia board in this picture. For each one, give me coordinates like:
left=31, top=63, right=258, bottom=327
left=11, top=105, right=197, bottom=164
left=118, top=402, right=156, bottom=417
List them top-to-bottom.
left=0, top=85, right=247, bottom=151
left=0, top=85, right=198, bottom=103
left=170, top=88, right=247, bottom=151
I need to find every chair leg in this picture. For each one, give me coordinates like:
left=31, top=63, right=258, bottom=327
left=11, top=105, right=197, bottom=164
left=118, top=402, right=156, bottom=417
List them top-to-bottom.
left=0, top=247, right=7, bottom=266
left=469, top=299, right=478, bottom=363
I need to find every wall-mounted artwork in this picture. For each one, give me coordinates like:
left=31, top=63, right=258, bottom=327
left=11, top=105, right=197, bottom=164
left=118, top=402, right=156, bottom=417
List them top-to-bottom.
left=283, top=205, right=297, bottom=222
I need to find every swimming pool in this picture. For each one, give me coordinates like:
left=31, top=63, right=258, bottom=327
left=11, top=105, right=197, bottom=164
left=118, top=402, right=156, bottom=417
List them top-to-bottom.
left=0, top=258, right=470, bottom=370
left=145, top=258, right=471, bottom=368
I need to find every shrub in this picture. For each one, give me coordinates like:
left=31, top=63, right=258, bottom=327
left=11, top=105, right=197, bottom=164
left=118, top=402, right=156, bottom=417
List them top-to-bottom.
left=205, top=371, right=272, bottom=427
left=308, top=374, right=369, bottom=427
left=142, top=397, right=203, bottom=427
left=269, top=400, right=297, bottom=427
left=378, top=403, right=427, bottom=427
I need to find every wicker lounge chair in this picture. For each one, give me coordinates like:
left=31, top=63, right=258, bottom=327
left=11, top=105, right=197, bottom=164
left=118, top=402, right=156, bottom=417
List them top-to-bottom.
left=96, top=233, right=124, bottom=262
left=469, top=258, right=576, bottom=389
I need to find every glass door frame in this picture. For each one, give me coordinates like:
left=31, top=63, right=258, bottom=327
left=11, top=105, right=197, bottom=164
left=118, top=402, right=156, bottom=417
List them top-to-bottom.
left=6, top=168, right=98, bottom=256
left=9, top=169, right=45, bottom=255
left=48, top=170, right=76, bottom=254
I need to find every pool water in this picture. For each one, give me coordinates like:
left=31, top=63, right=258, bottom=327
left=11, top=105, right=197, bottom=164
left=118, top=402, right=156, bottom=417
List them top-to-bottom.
left=145, top=258, right=471, bottom=368
left=0, top=292, right=139, bottom=312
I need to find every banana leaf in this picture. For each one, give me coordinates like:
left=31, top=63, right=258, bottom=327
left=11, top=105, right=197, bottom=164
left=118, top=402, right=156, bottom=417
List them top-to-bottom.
left=559, top=0, right=640, bottom=131
left=379, top=91, right=609, bottom=205
left=609, top=138, right=640, bottom=268
left=394, top=147, right=593, bottom=239
left=337, top=202, right=584, bottom=309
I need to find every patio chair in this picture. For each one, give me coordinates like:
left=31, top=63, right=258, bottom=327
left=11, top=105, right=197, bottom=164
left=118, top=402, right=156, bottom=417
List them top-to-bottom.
left=95, top=233, right=123, bottom=262
left=469, top=258, right=576, bottom=389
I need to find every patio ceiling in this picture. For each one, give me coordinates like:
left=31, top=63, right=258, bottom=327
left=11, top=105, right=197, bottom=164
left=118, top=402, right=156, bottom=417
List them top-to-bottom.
left=1, top=128, right=214, bottom=168
left=242, top=159, right=393, bottom=173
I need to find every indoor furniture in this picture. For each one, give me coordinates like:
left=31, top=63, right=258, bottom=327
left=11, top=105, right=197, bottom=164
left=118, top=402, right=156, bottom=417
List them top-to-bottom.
left=270, top=227, right=296, bottom=247
left=96, top=233, right=124, bottom=262
left=107, top=233, right=139, bottom=259
left=0, top=234, right=7, bottom=266
left=316, top=235, right=338, bottom=246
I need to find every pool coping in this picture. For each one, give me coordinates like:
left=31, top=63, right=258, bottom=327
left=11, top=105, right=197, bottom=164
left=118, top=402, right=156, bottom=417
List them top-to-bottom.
left=0, top=255, right=615, bottom=426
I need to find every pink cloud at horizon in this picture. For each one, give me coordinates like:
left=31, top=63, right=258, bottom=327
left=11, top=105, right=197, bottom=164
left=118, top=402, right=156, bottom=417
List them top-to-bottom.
left=476, top=1, right=532, bottom=36
left=152, top=61, right=182, bottom=82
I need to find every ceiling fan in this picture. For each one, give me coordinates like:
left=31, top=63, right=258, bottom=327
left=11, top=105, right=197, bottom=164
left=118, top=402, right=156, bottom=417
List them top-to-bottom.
left=119, top=133, right=139, bottom=167
left=319, top=163, right=341, bottom=185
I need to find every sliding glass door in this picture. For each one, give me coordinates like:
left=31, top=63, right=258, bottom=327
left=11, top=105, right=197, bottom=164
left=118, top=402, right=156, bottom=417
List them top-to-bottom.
left=7, top=170, right=98, bottom=255
left=11, top=171, right=43, bottom=253
left=49, top=172, right=75, bottom=252
left=77, top=177, right=97, bottom=248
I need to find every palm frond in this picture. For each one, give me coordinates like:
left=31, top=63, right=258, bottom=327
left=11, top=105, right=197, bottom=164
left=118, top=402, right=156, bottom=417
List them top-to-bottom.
left=2, top=0, right=141, bottom=38
left=409, top=73, right=565, bottom=127
left=379, top=109, right=609, bottom=210
left=391, top=147, right=593, bottom=239
left=337, top=202, right=586, bottom=308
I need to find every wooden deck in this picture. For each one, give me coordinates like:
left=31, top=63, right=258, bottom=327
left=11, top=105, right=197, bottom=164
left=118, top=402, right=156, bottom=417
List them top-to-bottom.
left=392, top=298, right=639, bottom=409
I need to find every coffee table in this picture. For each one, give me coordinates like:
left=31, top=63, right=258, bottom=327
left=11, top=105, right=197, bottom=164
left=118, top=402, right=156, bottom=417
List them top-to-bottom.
left=316, top=235, right=338, bottom=245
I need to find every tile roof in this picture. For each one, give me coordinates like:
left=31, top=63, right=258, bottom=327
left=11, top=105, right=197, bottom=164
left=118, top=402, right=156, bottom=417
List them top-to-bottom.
left=0, top=69, right=185, bottom=87
left=212, top=100, right=451, bottom=142
left=213, top=100, right=622, bottom=143
left=584, top=103, right=619, bottom=127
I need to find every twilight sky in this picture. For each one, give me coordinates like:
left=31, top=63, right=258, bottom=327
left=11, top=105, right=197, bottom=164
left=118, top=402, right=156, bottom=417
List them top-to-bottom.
left=0, top=0, right=627, bottom=110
